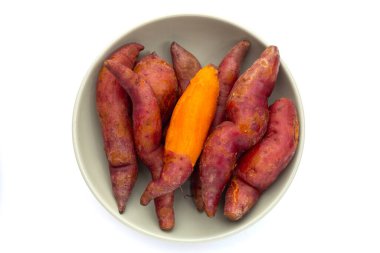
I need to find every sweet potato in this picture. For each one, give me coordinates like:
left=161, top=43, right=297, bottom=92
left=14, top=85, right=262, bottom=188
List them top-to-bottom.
left=190, top=40, right=251, bottom=211
left=212, top=40, right=251, bottom=129
left=170, top=42, right=202, bottom=95
left=96, top=43, right=143, bottom=213
left=199, top=46, right=280, bottom=217
left=134, top=53, right=178, bottom=123
left=133, top=55, right=179, bottom=227
left=105, top=56, right=177, bottom=230
left=140, top=65, right=220, bottom=205
left=224, top=98, right=299, bottom=220
left=224, top=177, right=260, bottom=221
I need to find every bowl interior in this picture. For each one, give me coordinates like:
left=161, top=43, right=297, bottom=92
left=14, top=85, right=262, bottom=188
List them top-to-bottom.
left=73, top=15, right=304, bottom=242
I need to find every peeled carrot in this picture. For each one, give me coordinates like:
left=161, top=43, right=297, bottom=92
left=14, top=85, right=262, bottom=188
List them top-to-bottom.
left=140, top=65, right=220, bottom=205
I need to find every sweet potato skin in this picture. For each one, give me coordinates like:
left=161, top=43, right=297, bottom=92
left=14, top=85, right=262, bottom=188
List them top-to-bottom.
left=212, top=40, right=250, bottom=129
left=170, top=42, right=202, bottom=95
left=96, top=43, right=143, bottom=213
left=96, top=43, right=143, bottom=167
left=200, top=46, right=280, bottom=217
left=226, top=46, right=280, bottom=149
left=134, top=53, right=178, bottom=123
left=105, top=58, right=176, bottom=230
left=104, top=61, right=162, bottom=156
left=224, top=98, right=299, bottom=220
left=236, top=98, right=299, bottom=191
left=200, top=121, right=242, bottom=214
left=142, top=146, right=175, bottom=230
left=224, top=177, right=260, bottom=221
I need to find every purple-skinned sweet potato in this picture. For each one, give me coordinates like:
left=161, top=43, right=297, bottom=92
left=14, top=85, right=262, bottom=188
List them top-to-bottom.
left=212, top=40, right=251, bottom=129
left=170, top=42, right=202, bottom=95
left=96, top=43, right=143, bottom=214
left=199, top=46, right=280, bottom=217
left=105, top=57, right=177, bottom=231
left=224, top=98, right=299, bottom=220
left=224, top=177, right=260, bottom=221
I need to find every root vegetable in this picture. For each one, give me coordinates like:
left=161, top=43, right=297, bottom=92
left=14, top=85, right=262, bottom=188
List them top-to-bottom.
left=191, top=40, right=251, bottom=211
left=170, top=42, right=202, bottom=95
left=96, top=43, right=143, bottom=213
left=200, top=46, right=280, bottom=217
left=134, top=53, right=178, bottom=123
left=105, top=55, right=178, bottom=230
left=224, top=98, right=299, bottom=220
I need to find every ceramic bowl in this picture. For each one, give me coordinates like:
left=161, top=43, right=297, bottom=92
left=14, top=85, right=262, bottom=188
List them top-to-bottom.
left=73, top=15, right=304, bottom=242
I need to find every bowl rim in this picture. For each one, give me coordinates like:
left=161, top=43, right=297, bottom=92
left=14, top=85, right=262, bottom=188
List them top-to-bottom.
left=72, top=13, right=305, bottom=242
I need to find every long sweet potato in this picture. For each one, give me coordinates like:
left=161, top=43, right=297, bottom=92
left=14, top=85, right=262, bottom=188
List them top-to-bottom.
left=191, top=40, right=251, bottom=211
left=212, top=40, right=251, bottom=129
left=96, top=43, right=143, bottom=213
left=200, top=46, right=280, bottom=217
left=105, top=56, right=177, bottom=230
left=140, top=65, right=220, bottom=205
left=224, top=98, right=299, bottom=220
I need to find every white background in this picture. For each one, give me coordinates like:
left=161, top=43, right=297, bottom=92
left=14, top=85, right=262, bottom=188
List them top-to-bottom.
left=1, top=0, right=379, bottom=252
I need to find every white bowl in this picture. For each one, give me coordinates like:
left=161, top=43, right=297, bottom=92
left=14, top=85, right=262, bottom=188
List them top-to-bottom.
left=72, top=15, right=305, bottom=242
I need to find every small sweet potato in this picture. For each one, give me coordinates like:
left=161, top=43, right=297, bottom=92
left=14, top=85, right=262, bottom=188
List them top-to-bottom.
left=212, top=40, right=250, bottom=129
left=170, top=42, right=202, bottom=95
left=96, top=43, right=143, bottom=213
left=200, top=46, right=280, bottom=217
left=140, top=65, right=220, bottom=205
left=224, top=98, right=299, bottom=220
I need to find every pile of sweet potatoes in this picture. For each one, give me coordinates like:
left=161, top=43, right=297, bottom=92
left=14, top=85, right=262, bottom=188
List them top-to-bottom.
left=96, top=40, right=299, bottom=230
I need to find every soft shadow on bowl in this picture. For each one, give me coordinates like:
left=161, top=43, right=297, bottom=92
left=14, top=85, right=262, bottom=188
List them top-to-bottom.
left=72, top=14, right=305, bottom=242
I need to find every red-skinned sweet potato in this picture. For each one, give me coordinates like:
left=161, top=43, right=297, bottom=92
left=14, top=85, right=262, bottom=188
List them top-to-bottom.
left=191, top=40, right=251, bottom=211
left=212, top=40, right=251, bottom=129
left=170, top=42, right=202, bottom=95
left=96, top=43, right=143, bottom=213
left=200, top=46, right=280, bottom=217
left=134, top=53, right=178, bottom=124
left=105, top=56, right=177, bottom=230
left=224, top=98, right=299, bottom=220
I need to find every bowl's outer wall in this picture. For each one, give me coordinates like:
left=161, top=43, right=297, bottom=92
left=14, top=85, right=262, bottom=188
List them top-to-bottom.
left=73, top=15, right=304, bottom=242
